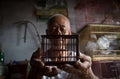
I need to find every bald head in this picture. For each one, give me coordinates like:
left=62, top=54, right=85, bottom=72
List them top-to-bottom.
left=46, top=14, right=71, bottom=35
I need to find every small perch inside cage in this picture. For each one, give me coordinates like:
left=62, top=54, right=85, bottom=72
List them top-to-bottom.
left=41, top=35, right=79, bottom=66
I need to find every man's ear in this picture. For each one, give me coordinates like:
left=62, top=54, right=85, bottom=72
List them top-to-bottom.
left=46, top=29, right=49, bottom=35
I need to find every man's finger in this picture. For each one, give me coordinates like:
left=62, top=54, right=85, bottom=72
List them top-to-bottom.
left=31, top=48, right=43, bottom=59
left=79, top=53, right=91, bottom=64
left=76, top=60, right=91, bottom=69
left=60, top=64, right=81, bottom=74
left=43, top=67, right=58, bottom=77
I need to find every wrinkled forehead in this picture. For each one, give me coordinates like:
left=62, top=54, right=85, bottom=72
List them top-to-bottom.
left=47, top=15, right=70, bottom=30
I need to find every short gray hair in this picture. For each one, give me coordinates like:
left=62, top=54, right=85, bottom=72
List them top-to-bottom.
left=47, top=14, right=70, bottom=29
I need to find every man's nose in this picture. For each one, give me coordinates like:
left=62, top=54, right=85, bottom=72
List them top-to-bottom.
left=56, top=28, right=62, bottom=35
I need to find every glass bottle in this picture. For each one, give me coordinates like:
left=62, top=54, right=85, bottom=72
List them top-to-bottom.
left=0, top=47, right=4, bottom=64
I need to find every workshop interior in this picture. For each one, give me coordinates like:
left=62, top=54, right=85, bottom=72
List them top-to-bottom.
left=0, top=0, right=120, bottom=79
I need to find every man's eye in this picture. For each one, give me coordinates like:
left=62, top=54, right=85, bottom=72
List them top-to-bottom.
left=51, top=26, right=57, bottom=30
left=61, top=26, right=66, bottom=31
left=60, top=27, right=64, bottom=31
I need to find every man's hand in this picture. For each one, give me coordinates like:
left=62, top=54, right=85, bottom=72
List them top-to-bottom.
left=29, top=48, right=58, bottom=77
left=58, top=53, right=98, bottom=79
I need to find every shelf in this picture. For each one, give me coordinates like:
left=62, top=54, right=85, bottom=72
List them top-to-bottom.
left=79, top=24, right=120, bottom=61
left=88, top=24, right=120, bottom=27
left=91, top=32, right=120, bottom=35
left=94, top=50, right=120, bottom=52
left=93, top=55, right=120, bottom=61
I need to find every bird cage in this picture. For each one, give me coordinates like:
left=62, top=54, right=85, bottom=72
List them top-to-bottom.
left=79, top=24, right=120, bottom=61
left=41, top=35, right=79, bottom=66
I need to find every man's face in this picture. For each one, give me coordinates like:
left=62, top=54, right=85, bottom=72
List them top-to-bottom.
left=46, top=16, right=71, bottom=45
left=47, top=16, right=70, bottom=35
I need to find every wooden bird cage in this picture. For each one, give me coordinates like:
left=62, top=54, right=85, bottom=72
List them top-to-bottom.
left=41, top=35, right=79, bottom=66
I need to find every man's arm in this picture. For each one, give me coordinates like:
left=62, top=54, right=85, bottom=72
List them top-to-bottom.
left=27, top=66, right=43, bottom=79
left=82, top=67, right=99, bottom=79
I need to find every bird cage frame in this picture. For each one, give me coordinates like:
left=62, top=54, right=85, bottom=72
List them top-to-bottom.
left=41, top=35, right=79, bottom=66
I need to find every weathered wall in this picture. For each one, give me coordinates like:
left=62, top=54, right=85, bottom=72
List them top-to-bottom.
left=0, top=0, right=77, bottom=63
left=75, top=0, right=120, bottom=31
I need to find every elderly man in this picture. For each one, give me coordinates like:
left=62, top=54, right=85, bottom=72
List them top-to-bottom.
left=27, top=14, right=99, bottom=79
